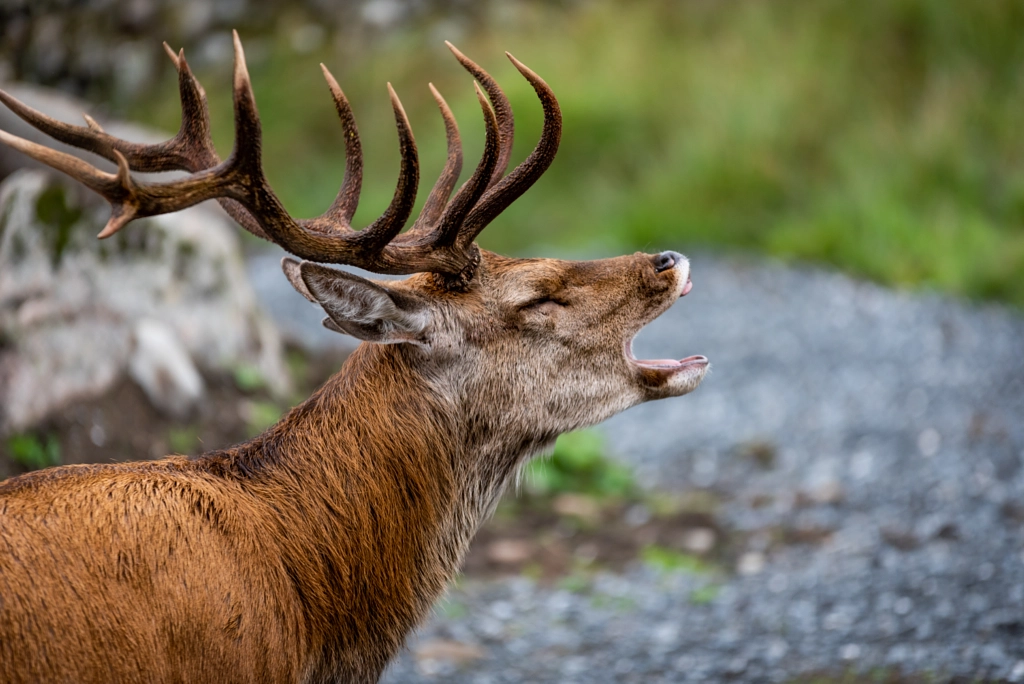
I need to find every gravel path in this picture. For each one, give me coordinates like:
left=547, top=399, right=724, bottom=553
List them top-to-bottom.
left=250, top=251, right=1024, bottom=682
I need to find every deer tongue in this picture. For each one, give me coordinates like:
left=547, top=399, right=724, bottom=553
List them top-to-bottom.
left=634, top=355, right=707, bottom=369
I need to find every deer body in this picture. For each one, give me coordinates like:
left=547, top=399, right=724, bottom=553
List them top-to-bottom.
left=0, top=33, right=708, bottom=683
left=1, top=343, right=472, bottom=683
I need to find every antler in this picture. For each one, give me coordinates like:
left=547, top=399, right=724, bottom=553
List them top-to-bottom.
left=0, top=31, right=561, bottom=282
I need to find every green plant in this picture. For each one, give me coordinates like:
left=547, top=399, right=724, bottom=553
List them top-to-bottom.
left=35, top=183, right=82, bottom=268
left=232, top=363, right=266, bottom=393
left=243, top=400, right=283, bottom=437
left=168, top=426, right=201, bottom=455
left=524, top=430, right=635, bottom=499
left=7, top=433, right=61, bottom=471
left=640, top=545, right=714, bottom=575
left=556, top=570, right=591, bottom=594
left=689, top=584, right=720, bottom=605
left=590, top=594, right=637, bottom=613
left=435, top=598, right=468, bottom=619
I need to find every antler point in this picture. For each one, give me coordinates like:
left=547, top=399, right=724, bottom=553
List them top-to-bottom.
left=232, top=35, right=253, bottom=96
left=445, top=41, right=471, bottom=63
left=162, top=42, right=178, bottom=66
left=320, top=64, right=344, bottom=97
left=386, top=82, right=401, bottom=104
left=83, top=113, right=103, bottom=132
left=112, top=149, right=132, bottom=184
left=97, top=211, right=133, bottom=239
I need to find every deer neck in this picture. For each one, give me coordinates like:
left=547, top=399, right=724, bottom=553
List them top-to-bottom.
left=206, top=342, right=544, bottom=673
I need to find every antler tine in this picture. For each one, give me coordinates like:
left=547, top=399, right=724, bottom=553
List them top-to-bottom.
left=227, top=31, right=264, bottom=177
left=216, top=39, right=421, bottom=264
left=169, top=40, right=271, bottom=240
left=445, top=42, right=514, bottom=189
left=163, top=47, right=218, bottom=170
left=0, top=48, right=212, bottom=174
left=456, top=52, right=561, bottom=249
left=319, top=63, right=363, bottom=225
left=429, top=82, right=500, bottom=247
left=343, top=83, right=418, bottom=251
left=409, top=83, right=462, bottom=233
left=0, top=127, right=127, bottom=204
left=98, top=151, right=140, bottom=237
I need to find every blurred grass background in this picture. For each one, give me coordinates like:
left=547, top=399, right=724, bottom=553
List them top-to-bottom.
left=108, top=0, right=1023, bottom=307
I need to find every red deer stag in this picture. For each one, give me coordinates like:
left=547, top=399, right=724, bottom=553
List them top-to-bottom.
left=0, top=32, right=708, bottom=683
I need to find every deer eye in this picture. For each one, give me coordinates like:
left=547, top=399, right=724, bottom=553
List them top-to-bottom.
left=521, top=296, right=567, bottom=313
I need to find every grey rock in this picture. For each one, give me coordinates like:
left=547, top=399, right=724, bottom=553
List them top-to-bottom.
left=0, top=169, right=289, bottom=433
left=128, top=318, right=205, bottom=418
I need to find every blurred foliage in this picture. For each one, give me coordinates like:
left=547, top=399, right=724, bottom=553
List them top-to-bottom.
left=124, top=0, right=1024, bottom=306
left=34, top=184, right=81, bottom=267
left=232, top=362, right=267, bottom=393
left=242, top=399, right=284, bottom=437
left=167, top=425, right=201, bottom=455
left=524, top=429, right=636, bottom=499
left=6, top=433, right=61, bottom=471
left=640, top=544, right=714, bottom=575
left=556, top=569, right=593, bottom=593
left=689, top=583, right=720, bottom=605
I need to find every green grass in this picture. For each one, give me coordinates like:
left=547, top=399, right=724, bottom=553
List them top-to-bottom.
left=127, top=1, right=1024, bottom=307
left=232, top=363, right=267, bottom=393
left=243, top=400, right=284, bottom=437
left=167, top=426, right=201, bottom=456
left=524, top=430, right=636, bottom=499
left=6, top=433, right=61, bottom=471
left=640, top=544, right=715, bottom=575
left=689, top=584, right=720, bottom=605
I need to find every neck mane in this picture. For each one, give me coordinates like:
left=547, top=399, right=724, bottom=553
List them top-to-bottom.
left=193, top=342, right=538, bottom=678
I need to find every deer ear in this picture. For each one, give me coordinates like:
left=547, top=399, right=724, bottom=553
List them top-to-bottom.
left=282, top=257, right=316, bottom=302
left=299, top=262, right=432, bottom=346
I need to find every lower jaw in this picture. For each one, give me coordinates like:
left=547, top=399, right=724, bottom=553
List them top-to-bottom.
left=636, top=358, right=709, bottom=397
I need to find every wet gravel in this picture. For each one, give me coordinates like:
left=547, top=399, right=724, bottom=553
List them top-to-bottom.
left=250, top=251, right=1024, bottom=682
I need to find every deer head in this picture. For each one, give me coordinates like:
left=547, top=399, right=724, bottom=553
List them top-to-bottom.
left=0, top=31, right=706, bottom=491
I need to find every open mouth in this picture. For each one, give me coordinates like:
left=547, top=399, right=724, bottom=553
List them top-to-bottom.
left=625, top=274, right=708, bottom=377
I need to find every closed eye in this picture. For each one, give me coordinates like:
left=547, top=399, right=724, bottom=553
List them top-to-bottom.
left=520, top=296, right=568, bottom=311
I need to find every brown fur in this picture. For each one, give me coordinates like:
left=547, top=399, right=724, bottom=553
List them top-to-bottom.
left=0, top=248, right=706, bottom=683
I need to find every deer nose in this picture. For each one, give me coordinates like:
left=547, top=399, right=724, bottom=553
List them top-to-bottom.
left=653, top=251, right=683, bottom=273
